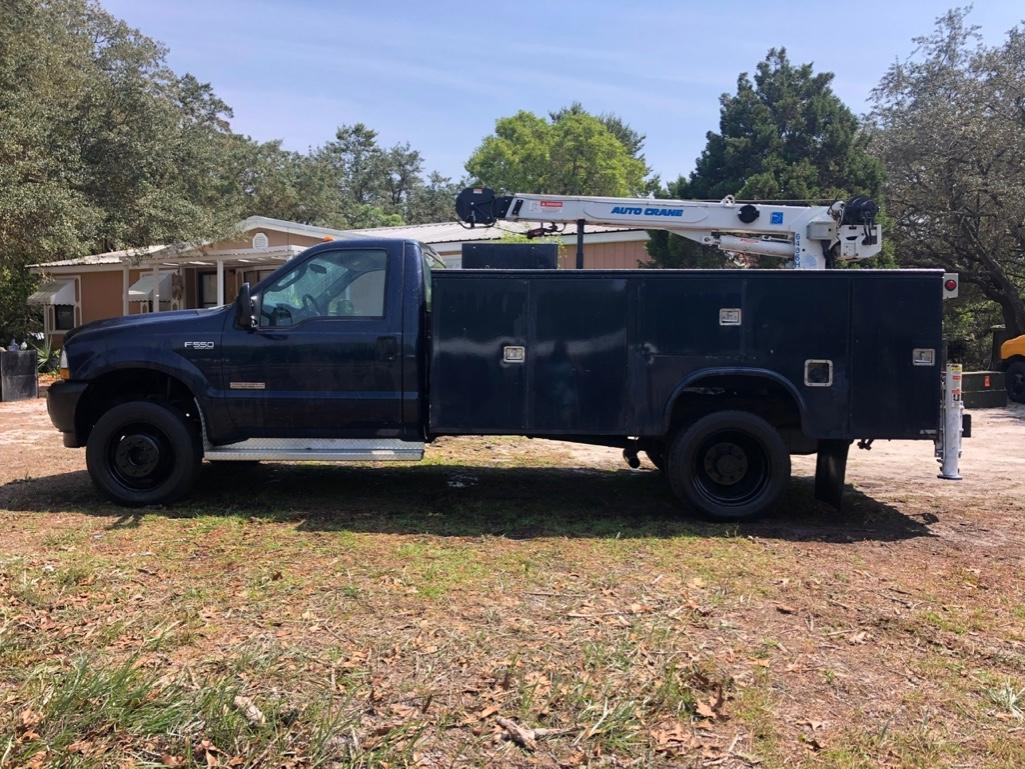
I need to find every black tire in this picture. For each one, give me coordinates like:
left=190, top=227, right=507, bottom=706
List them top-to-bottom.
left=1007, top=360, right=1025, bottom=404
left=86, top=400, right=201, bottom=506
left=667, top=410, right=790, bottom=522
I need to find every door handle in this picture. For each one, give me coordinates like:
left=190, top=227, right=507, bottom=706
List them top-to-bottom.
left=376, top=336, right=398, bottom=362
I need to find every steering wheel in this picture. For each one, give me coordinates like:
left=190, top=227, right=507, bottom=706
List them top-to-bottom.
left=301, top=293, right=322, bottom=316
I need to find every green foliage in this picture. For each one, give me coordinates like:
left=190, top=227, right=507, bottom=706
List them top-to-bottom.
left=0, top=0, right=242, bottom=339
left=870, top=8, right=1025, bottom=338
left=690, top=48, right=883, bottom=202
left=646, top=49, right=884, bottom=269
left=549, top=102, right=650, bottom=169
left=466, top=107, right=649, bottom=196
left=303, top=123, right=463, bottom=229
left=943, top=288, right=1004, bottom=369
left=27, top=335, right=60, bottom=373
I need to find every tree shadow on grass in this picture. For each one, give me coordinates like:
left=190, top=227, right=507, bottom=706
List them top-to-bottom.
left=0, top=461, right=936, bottom=543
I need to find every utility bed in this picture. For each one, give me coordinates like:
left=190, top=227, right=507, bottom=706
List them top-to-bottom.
left=430, top=269, right=944, bottom=441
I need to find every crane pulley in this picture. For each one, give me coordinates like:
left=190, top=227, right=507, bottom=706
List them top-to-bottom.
left=455, top=187, right=881, bottom=270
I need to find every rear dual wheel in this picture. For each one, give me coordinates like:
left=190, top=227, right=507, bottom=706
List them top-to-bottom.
left=667, top=410, right=790, bottom=522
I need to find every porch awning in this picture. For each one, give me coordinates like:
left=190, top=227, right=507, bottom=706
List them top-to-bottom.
left=128, top=272, right=173, bottom=301
left=27, top=280, right=75, bottom=305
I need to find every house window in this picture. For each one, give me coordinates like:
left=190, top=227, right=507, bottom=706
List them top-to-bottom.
left=252, top=232, right=269, bottom=249
left=243, top=269, right=276, bottom=287
left=198, top=272, right=219, bottom=308
left=54, top=305, right=75, bottom=331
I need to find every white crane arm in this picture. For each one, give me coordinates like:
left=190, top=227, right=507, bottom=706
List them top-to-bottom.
left=455, top=188, right=882, bottom=270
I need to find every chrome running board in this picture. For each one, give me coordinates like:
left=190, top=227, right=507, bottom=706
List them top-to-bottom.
left=204, top=438, right=424, bottom=462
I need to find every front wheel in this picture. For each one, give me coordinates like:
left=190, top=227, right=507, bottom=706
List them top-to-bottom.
left=1007, top=360, right=1025, bottom=404
left=86, top=401, right=201, bottom=506
left=667, top=410, right=790, bottom=521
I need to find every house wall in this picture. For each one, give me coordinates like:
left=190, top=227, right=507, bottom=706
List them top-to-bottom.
left=557, top=240, right=650, bottom=269
left=79, top=270, right=127, bottom=325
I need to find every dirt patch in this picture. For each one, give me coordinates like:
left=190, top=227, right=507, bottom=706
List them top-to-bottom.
left=1, top=397, right=1023, bottom=767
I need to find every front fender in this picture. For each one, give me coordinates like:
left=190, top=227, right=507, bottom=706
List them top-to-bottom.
left=75, top=347, right=214, bottom=404
left=662, top=367, right=809, bottom=432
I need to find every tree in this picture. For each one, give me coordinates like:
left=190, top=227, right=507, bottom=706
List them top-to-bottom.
left=0, top=0, right=247, bottom=339
left=869, top=9, right=1025, bottom=338
left=646, top=49, right=884, bottom=268
left=549, top=102, right=649, bottom=163
left=465, top=108, right=648, bottom=196
left=307, top=124, right=460, bottom=228
left=405, top=172, right=464, bottom=224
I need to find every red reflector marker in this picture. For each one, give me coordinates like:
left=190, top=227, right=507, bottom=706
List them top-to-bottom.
left=945, top=279, right=958, bottom=291
left=984, top=375, right=991, bottom=388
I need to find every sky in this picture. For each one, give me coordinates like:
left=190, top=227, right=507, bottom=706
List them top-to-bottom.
left=104, top=0, right=1024, bottom=184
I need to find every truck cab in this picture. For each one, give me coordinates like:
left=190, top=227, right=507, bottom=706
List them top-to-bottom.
left=48, top=239, right=438, bottom=505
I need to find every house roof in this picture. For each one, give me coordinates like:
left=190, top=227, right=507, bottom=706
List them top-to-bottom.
left=234, top=216, right=359, bottom=241
left=29, top=218, right=646, bottom=270
left=30, top=245, right=165, bottom=269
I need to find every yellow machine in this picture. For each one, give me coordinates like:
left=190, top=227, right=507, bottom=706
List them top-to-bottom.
left=1000, top=335, right=1025, bottom=403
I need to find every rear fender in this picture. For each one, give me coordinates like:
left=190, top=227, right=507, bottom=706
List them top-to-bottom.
left=662, top=367, right=808, bottom=434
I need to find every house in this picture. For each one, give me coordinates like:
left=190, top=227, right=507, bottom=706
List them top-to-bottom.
left=28, top=216, right=650, bottom=344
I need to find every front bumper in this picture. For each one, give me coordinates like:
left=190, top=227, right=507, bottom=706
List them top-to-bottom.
left=46, top=380, right=88, bottom=447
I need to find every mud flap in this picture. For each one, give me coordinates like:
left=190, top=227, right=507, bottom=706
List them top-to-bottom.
left=814, top=439, right=851, bottom=510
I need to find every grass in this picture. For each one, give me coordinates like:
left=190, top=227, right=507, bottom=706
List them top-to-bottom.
left=0, top=434, right=1022, bottom=767
left=3, top=653, right=368, bottom=768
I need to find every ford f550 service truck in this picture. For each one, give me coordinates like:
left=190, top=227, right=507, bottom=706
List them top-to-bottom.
left=46, top=190, right=965, bottom=520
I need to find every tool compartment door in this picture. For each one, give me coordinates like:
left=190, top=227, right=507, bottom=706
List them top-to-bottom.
left=429, top=273, right=529, bottom=432
left=850, top=273, right=942, bottom=438
left=527, top=276, right=630, bottom=433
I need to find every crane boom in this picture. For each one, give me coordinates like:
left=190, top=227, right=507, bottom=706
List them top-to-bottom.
left=455, top=187, right=882, bottom=270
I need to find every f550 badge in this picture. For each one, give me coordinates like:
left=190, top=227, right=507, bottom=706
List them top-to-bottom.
left=184, top=341, right=215, bottom=350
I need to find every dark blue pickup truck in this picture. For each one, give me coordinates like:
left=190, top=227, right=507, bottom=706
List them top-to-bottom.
left=47, top=237, right=955, bottom=520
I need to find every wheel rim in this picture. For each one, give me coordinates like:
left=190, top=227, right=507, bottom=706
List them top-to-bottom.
left=107, top=423, right=174, bottom=491
left=693, top=430, right=769, bottom=508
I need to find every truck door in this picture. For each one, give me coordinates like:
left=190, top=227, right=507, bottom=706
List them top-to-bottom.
left=221, top=244, right=404, bottom=438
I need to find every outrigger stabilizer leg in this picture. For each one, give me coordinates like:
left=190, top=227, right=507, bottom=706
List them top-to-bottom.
left=814, top=439, right=851, bottom=509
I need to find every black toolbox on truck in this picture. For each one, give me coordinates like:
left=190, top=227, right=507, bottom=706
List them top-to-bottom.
left=428, top=269, right=944, bottom=443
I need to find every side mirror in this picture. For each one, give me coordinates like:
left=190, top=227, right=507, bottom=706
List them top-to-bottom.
left=235, top=282, right=257, bottom=330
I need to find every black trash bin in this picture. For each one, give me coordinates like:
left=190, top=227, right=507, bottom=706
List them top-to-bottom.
left=0, top=350, right=39, bottom=401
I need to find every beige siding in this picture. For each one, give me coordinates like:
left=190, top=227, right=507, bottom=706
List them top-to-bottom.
left=557, top=240, right=650, bottom=270
left=80, top=270, right=124, bottom=324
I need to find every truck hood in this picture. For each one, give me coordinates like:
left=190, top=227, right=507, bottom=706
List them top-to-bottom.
left=65, top=307, right=228, bottom=344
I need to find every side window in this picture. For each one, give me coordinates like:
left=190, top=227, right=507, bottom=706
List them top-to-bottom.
left=259, top=249, right=388, bottom=327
